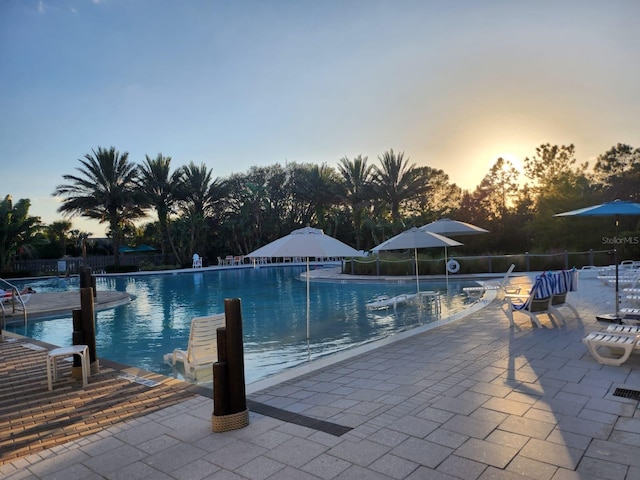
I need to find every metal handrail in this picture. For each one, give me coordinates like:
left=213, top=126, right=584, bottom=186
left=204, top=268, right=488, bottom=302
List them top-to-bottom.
left=1, top=278, right=28, bottom=327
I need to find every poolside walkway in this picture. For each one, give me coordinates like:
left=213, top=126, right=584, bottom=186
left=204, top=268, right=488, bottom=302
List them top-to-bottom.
left=2, top=274, right=640, bottom=479
left=2, top=291, right=131, bottom=322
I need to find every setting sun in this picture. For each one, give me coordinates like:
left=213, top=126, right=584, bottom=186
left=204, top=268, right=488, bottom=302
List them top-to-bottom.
left=494, top=152, right=524, bottom=173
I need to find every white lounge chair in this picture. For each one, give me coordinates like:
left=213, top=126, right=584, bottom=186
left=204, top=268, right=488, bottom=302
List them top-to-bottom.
left=192, top=253, right=203, bottom=268
left=464, top=264, right=517, bottom=298
left=578, top=265, right=599, bottom=279
left=548, top=269, right=580, bottom=322
left=502, top=273, right=558, bottom=328
left=597, top=273, right=640, bottom=288
left=623, top=287, right=640, bottom=306
left=1, top=292, right=32, bottom=305
left=366, top=293, right=417, bottom=310
left=621, top=308, right=640, bottom=321
left=164, top=314, right=225, bottom=378
left=607, top=324, right=640, bottom=334
left=582, top=331, right=640, bottom=366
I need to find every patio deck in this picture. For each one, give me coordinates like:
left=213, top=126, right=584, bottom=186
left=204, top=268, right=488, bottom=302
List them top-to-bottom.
left=2, top=273, right=640, bottom=479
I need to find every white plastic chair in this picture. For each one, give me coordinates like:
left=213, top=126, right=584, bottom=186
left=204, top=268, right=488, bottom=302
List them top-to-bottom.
left=463, top=264, right=517, bottom=298
left=164, top=314, right=225, bottom=378
left=46, top=345, right=90, bottom=391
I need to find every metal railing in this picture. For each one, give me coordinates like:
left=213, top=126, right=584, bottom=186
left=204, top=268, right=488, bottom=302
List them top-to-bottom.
left=5, top=249, right=622, bottom=279
left=346, top=249, right=618, bottom=277
left=10, top=254, right=168, bottom=276
left=1, top=278, right=28, bottom=328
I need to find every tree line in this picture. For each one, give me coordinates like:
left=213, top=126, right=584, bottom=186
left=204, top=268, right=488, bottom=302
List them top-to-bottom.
left=1, top=143, right=639, bottom=272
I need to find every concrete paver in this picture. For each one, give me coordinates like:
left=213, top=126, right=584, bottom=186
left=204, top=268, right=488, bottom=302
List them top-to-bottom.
left=2, top=272, right=640, bottom=479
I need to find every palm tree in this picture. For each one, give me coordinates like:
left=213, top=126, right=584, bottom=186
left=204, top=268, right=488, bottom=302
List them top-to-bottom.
left=53, top=147, right=144, bottom=265
left=372, top=149, right=428, bottom=231
left=138, top=154, right=184, bottom=264
left=336, top=155, right=374, bottom=249
left=178, top=162, right=227, bottom=260
left=290, top=163, right=340, bottom=227
left=0, top=195, right=42, bottom=272
left=47, top=220, right=72, bottom=257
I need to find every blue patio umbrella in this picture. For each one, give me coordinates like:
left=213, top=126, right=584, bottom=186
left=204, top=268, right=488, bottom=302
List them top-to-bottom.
left=555, top=200, right=640, bottom=322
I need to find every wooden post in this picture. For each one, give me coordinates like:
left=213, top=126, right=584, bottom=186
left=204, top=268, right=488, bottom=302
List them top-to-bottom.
left=80, top=267, right=92, bottom=289
left=80, top=287, right=99, bottom=373
left=212, top=298, right=249, bottom=432
left=224, top=298, right=246, bottom=414
left=217, top=326, right=227, bottom=363
left=213, top=327, right=229, bottom=416
left=213, top=363, right=229, bottom=416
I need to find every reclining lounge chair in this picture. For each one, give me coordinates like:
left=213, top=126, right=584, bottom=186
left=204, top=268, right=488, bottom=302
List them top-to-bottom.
left=463, top=264, right=517, bottom=298
left=548, top=269, right=580, bottom=322
left=502, top=273, right=558, bottom=328
left=164, top=314, right=225, bottom=378
left=582, top=331, right=640, bottom=366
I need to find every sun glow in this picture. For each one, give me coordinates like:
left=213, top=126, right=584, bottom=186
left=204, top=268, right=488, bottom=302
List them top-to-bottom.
left=494, top=152, right=524, bottom=173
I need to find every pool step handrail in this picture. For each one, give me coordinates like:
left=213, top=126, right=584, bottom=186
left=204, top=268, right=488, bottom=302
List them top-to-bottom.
left=1, top=278, right=28, bottom=327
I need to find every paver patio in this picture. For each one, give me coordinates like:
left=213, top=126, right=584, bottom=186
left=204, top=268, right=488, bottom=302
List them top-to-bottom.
left=2, top=272, right=640, bottom=479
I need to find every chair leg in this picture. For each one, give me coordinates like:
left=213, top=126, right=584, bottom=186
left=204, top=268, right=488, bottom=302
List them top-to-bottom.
left=567, top=303, right=580, bottom=318
left=502, top=304, right=515, bottom=327
left=548, top=306, right=566, bottom=325
left=525, top=311, right=543, bottom=328
left=584, top=340, right=634, bottom=366
left=79, top=348, right=89, bottom=387
left=47, top=356, right=53, bottom=391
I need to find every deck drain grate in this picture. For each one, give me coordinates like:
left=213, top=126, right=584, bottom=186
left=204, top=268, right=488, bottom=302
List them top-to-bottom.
left=613, top=388, right=640, bottom=400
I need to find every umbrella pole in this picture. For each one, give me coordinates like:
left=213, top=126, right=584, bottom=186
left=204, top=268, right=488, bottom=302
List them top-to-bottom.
left=596, top=215, right=623, bottom=323
left=615, top=215, right=620, bottom=322
left=444, top=246, right=449, bottom=289
left=615, top=247, right=620, bottom=321
left=414, top=248, right=419, bottom=294
left=306, top=257, right=311, bottom=360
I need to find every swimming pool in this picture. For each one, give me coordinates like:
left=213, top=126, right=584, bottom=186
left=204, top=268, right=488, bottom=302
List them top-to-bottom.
left=7, top=266, right=475, bottom=384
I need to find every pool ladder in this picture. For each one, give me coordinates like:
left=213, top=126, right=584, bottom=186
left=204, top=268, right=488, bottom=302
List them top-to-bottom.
left=1, top=278, right=28, bottom=330
left=416, top=291, right=442, bottom=316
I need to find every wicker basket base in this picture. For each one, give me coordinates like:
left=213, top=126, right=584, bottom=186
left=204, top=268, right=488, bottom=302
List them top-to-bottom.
left=212, top=408, right=250, bottom=432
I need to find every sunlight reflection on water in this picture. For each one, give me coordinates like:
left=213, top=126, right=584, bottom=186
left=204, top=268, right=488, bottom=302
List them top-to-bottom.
left=9, top=267, right=475, bottom=384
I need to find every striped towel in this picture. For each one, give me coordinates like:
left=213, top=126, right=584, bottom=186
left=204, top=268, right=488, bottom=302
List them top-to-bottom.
left=569, top=267, right=579, bottom=291
left=535, top=273, right=553, bottom=299
left=513, top=275, right=550, bottom=311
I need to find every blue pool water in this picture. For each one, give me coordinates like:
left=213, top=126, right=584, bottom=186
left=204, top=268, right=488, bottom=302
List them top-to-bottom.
left=7, top=266, right=475, bottom=384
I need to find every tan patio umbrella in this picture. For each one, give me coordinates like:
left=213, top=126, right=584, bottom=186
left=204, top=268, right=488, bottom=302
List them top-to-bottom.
left=420, top=218, right=489, bottom=285
left=245, top=226, right=360, bottom=345
left=372, top=227, right=462, bottom=294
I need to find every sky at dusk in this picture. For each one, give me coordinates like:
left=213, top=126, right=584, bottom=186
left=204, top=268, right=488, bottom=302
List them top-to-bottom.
left=2, top=0, right=639, bottom=237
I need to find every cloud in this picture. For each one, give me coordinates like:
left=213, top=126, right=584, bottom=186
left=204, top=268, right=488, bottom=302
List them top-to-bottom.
left=37, top=0, right=46, bottom=14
